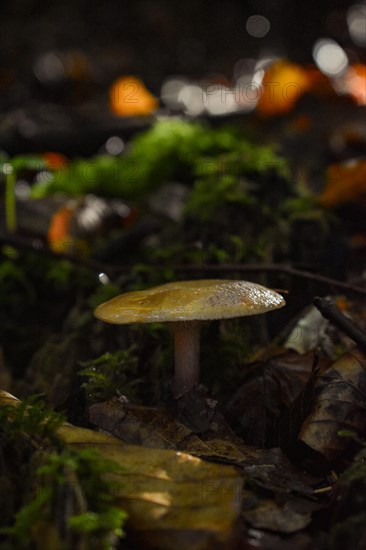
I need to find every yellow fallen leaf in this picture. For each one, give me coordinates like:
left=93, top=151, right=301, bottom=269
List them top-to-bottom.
left=0, top=390, right=243, bottom=549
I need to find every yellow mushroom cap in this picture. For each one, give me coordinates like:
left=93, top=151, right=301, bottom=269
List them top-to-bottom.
left=94, top=279, right=285, bottom=324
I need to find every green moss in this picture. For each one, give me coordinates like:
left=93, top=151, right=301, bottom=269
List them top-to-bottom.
left=31, top=119, right=289, bottom=201
left=31, top=119, right=206, bottom=199
left=186, top=143, right=289, bottom=222
left=79, top=349, right=140, bottom=404
left=0, top=395, right=64, bottom=440
left=0, top=396, right=127, bottom=549
left=1, top=448, right=127, bottom=550
left=0, top=487, right=53, bottom=548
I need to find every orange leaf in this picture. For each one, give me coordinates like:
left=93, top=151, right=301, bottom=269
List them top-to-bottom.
left=257, top=60, right=310, bottom=117
left=110, top=76, right=158, bottom=117
left=318, top=160, right=366, bottom=208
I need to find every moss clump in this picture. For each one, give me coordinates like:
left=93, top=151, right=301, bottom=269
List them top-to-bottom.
left=32, top=119, right=288, bottom=201
left=79, top=348, right=140, bottom=404
left=0, top=397, right=127, bottom=550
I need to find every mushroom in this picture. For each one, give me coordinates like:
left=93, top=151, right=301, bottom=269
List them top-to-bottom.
left=94, top=279, right=285, bottom=396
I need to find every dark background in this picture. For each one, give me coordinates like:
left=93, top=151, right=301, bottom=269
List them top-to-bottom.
left=0, top=0, right=359, bottom=94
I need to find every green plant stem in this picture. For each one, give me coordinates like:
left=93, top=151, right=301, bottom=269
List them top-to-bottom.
left=5, top=164, right=16, bottom=233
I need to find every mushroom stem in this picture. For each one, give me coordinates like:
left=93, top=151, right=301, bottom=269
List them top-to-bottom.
left=172, top=321, right=202, bottom=396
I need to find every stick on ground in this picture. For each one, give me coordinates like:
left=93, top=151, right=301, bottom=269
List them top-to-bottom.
left=313, top=296, right=366, bottom=352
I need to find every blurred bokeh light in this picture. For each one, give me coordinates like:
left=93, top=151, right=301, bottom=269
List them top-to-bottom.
left=313, top=38, right=349, bottom=76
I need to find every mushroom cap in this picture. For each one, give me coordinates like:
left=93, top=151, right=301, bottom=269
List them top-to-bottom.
left=94, top=279, right=285, bottom=324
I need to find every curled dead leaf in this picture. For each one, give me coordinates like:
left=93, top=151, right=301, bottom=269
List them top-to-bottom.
left=297, top=348, right=366, bottom=461
left=226, top=351, right=315, bottom=447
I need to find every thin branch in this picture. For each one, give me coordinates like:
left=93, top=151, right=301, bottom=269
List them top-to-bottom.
left=0, top=233, right=119, bottom=276
left=1, top=233, right=366, bottom=296
left=174, top=263, right=366, bottom=296
left=313, top=297, right=366, bottom=351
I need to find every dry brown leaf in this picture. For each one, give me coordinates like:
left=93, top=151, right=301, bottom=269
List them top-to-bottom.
left=299, top=348, right=366, bottom=460
left=226, top=351, right=316, bottom=447
left=89, top=398, right=317, bottom=498
left=89, top=400, right=206, bottom=450
left=242, top=498, right=312, bottom=533
left=245, top=530, right=317, bottom=550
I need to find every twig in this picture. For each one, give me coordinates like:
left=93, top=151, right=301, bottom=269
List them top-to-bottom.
left=2, top=232, right=366, bottom=296
left=0, top=233, right=120, bottom=276
left=174, top=263, right=366, bottom=295
left=313, top=296, right=366, bottom=351
left=313, top=486, right=333, bottom=495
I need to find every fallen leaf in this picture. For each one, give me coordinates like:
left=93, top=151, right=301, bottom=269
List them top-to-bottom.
left=256, top=60, right=311, bottom=117
left=109, top=76, right=158, bottom=116
left=318, top=160, right=366, bottom=208
left=285, top=307, right=330, bottom=355
left=298, top=348, right=366, bottom=460
left=225, top=351, right=315, bottom=447
left=0, top=390, right=243, bottom=550
left=89, top=398, right=317, bottom=498
left=89, top=399, right=212, bottom=451
left=235, top=448, right=317, bottom=497
left=243, top=498, right=312, bottom=533
left=245, top=529, right=319, bottom=550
